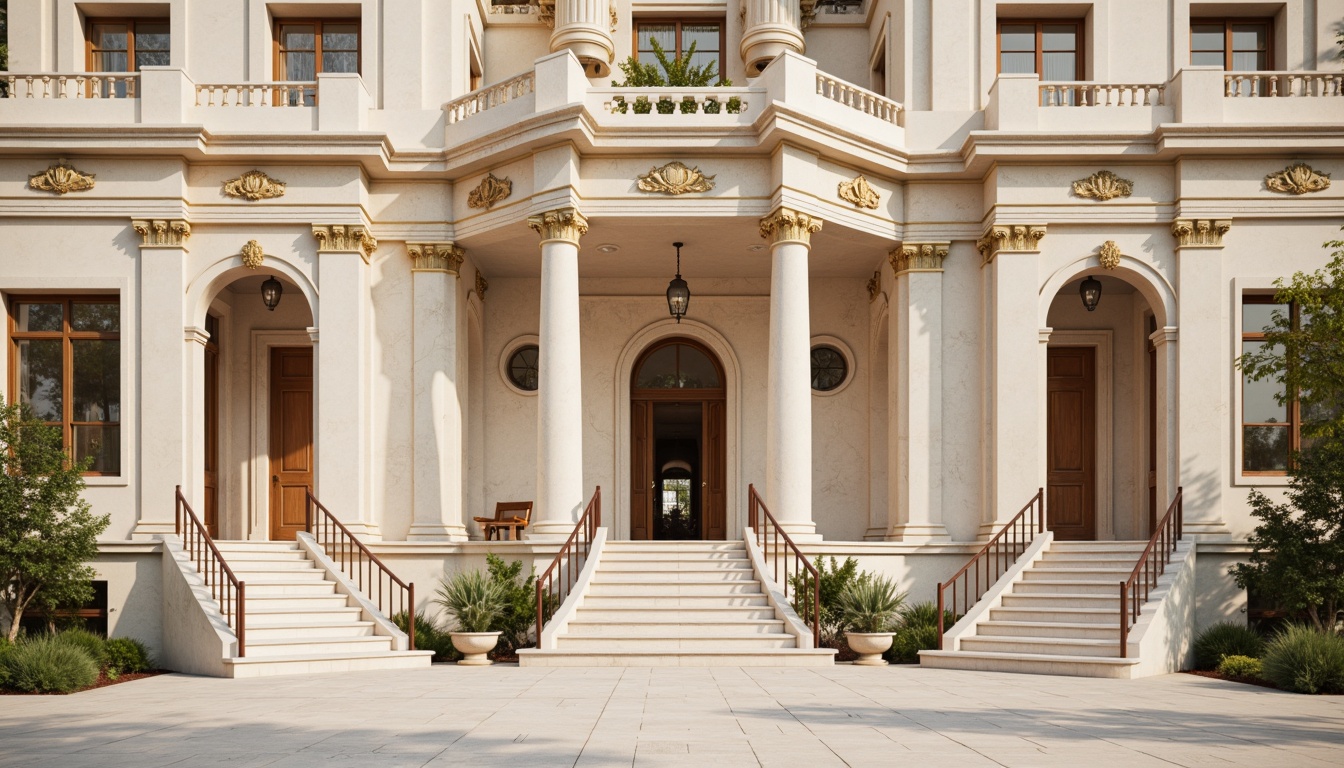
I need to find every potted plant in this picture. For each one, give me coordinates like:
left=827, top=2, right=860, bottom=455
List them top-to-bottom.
left=435, top=569, right=507, bottom=665
left=837, top=575, right=906, bottom=666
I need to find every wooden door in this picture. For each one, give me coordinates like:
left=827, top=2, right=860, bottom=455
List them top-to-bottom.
left=203, top=314, right=220, bottom=537
left=1147, top=338, right=1158, bottom=535
left=269, top=347, right=313, bottom=541
left=1047, top=347, right=1097, bottom=541
left=630, top=399, right=653, bottom=540
left=702, top=400, right=726, bottom=540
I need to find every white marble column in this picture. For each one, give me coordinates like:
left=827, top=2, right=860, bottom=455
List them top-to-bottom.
left=549, top=0, right=614, bottom=77
left=741, top=0, right=806, bottom=74
left=527, top=208, right=588, bottom=539
left=759, top=208, right=822, bottom=540
left=131, top=219, right=191, bottom=539
left=312, top=225, right=379, bottom=538
left=407, top=243, right=469, bottom=541
left=886, top=243, right=951, bottom=542
left=1151, top=325, right=1180, bottom=530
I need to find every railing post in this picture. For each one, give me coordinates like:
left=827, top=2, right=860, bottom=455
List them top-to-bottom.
left=237, top=581, right=247, bottom=658
left=408, top=583, right=416, bottom=651
left=1118, top=584, right=1127, bottom=658
left=936, top=585, right=945, bottom=650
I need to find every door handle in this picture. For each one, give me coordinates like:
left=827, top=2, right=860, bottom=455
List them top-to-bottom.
left=272, top=475, right=279, bottom=484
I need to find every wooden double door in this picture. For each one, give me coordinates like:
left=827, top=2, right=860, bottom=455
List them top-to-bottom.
left=268, top=347, right=314, bottom=541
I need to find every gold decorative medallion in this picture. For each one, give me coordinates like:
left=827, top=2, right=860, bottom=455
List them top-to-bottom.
left=29, top=160, right=95, bottom=195
left=636, top=161, right=716, bottom=195
left=1264, top=162, right=1331, bottom=195
left=222, top=170, right=286, bottom=201
left=1072, top=170, right=1134, bottom=201
left=467, top=173, right=513, bottom=210
left=838, top=175, right=880, bottom=209
left=241, top=240, right=265, bottom=269
left=1098, top=240, right=1122, bottom=270
left=476, top=270, right=489, bottom=301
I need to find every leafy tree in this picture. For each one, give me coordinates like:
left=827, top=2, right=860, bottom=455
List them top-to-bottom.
left=1, top=1, right=8, bottom=72
left=0, top=399, right=109, bottom=642
left=484, top=553, right=540, bottom=655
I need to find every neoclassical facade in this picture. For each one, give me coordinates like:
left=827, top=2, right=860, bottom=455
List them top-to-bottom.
left=2, top=0, right=1342, bottom=659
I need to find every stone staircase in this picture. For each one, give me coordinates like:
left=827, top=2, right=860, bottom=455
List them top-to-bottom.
left=213, top=541, right=432, bottom=677
left=518, top=541, right=835, bottom=666
left=920, top=541, right=1157, bottom=678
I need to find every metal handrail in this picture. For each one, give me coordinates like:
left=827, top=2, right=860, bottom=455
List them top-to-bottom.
left=747, top=484, right=821, bottom=647
left=174, top=485, right=246, bottom=656
left=535, top=487, right=601, bottom=646
left=1120, top=487, right=1183, bottom=658
left=936, top=488, right=1045, bottom=649
left=305, top=489, right=416, bottom=651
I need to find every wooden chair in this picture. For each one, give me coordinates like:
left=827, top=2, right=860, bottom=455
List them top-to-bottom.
left=473, top=501, right=533, bottom=541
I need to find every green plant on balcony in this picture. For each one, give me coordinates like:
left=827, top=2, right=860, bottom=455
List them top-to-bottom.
left=610, top=37, right=740, bottom=116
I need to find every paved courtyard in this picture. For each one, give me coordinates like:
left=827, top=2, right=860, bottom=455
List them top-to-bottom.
left=2, top=665, right=1342, bottom=767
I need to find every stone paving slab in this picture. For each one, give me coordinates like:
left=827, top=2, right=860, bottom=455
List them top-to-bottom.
left=2, top=665, right=1342, bottom=767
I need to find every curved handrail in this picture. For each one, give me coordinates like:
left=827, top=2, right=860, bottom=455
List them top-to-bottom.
left=747, top=484, right=820, bottom=647
left=174, top=486, right=246, bottom=656
left=535, top=487, right=602, bottom=645
left=1120, top=487, right=1183, bottom=658
left=305, top=489, right=415, bottom=651
left=936, top=489, right=1044, bottom=649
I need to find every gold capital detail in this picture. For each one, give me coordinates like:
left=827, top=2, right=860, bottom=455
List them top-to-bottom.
left=30, top=160, right=95, bottom=195
left=636, top=161, right=716, bottom=195
left=1264, top=162, right=1331, bottom=195
left=222, top=170, right=286, bottom=201
left=1072, top=170, right=1134, bottom=201
left=467, top=173, right=513, bottom=210
left=838, top=175, right=880, bottom=209
left=528, top=208, right=589, bottom=244
left=759, top=208, right=823, bottom=246
left=132, top=219, right=191, bottom=247
left=1171, top=219, right=1231, bottom=248
left=312, top=224, right=378, bottom=261
left=976, top=224, right=1046, bottom=264
left=241, top=240, right=265, bottom=269
left=1098, top=240, right=1122, bottom=270
left=408, top=242, right=465, bottom=274
left=888, top=242, right=950, bottom=276
left=475, top=270, right=489, bottom=301
left=866, top=271, right=881, bottom=302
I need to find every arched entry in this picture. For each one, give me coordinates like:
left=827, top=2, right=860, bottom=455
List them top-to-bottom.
left=630, top=338, right=727, bottom=540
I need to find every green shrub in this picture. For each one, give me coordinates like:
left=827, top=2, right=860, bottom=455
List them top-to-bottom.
left=485, top=554, right=540, bottom=656
left=790, top=556, right=867, bottom=647
left=435, top=569, right=507, bottom=633
left=836, top=576, right=905, bottom=634
left=898, top=601, right=958, bottom=631
left=392, top=611, right=459, bottom=663
left=1193, top=622, right=1265, bottom=670
left=888, top=623, right=940, bottom=664
left=1261, top=624, right=1344, bottom=694
left=54, top=628, right=107, bottom=668
left=2, top=635, right=98, bottom=693
left=0, top=637, right=13, bottom=687
left=103, top=637, right=152, bottom=676
left=1217, top=654, right=1264, bottom=679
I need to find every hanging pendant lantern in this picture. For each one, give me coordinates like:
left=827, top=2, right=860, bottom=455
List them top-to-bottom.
left=666, top=242, right=690, bottom=323
left=1079, top=275, right=1102, bottom=312
left=261, top=276, right=284, bottom=311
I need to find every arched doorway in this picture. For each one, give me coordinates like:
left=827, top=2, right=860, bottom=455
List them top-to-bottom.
left=630, top=339, right=727, bottom=540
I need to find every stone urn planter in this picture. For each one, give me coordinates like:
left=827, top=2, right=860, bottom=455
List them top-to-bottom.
left=450, top=631, right=502, bottom=666
left=845, top=632, right=895, bottom=666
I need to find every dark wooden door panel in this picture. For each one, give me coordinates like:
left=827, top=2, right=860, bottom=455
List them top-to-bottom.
left=203, top=316, right=220, bottom=537
left=269, top=347, right=313, bottom=541
left=1047, top=347, right=1096, bottom=541
left=630, top=400, right=652, bottom=541
left=703, top=401, right=726, bottom=540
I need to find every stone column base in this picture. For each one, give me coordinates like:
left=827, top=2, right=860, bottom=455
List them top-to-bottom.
left=885, top=523, right=951, bottom=543
left=406, top=524, right=469, bottom=542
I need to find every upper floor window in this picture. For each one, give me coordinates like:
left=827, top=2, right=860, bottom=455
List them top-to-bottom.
left=87, top=19, right=170, bottom=72
left=1191, top=19, right=1271, bottom=70
left=274, top=20, right=359, bottom=105
left=635, top=20, right=724, bottom=82
left=998, top=20, right=1083, bottom=80
left=1242, top=296, right=1298, bottom=474
left=9, top=297, right=121, bottom=476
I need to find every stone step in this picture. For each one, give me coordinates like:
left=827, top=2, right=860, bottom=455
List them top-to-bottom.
left=214, top=541, right=302, bottom=553
left=603, top=542, right=746, bottom=553
left=1046, top=542, right=1148, bottom=551
left=601, top=552, right=750, bottom=563
left=220, top=557, right=317, bottom=569
left=1031, top=558, right=1140, bottom=569
left=598, top=561, right=754, bottom=572
left=1023, top=566, right=1133, bottom=579
left=226, top=568, right=328, bottom=581
left=591, top=570, right=757, bottom=583
left=587, top=580, right=763, bottom=596
left=1012, top=580, right=1122, bottom=596
left=240, top=581, right=338, bottom=597
left=1000, top=593, right=1120, bottom=609
left=243, top=594, right=352, bottom=611
left=580, top=594, right=771, bottom=607
left=245, top=604, right=363, bottom=619
left=574, top=606, right=779, bottom=622
left=988, top=606, right=1118, bottom=624
left=564, top=620, right=787, bottom=636
left=976, top=620, right=1119, bottom=641
left=246, top=621, right=377, bottom=640
left=556, top=634, right=797, bottom=650
left=959, top=635, right=1121, bottom=658
left=244, top=636, right=394, bottom=658
left=517, top=648, right=836, bottom=667
left=918, top=649, right=1140, bottom=679
left=224, top=650, right=433, bottom=678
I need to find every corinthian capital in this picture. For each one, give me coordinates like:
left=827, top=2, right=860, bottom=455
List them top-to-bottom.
left=528, top=207, right=589, bottom=245
left=759, top=208, right=823, bottom=247
left=132, top=219, right=192, bottom=248
left=407, top=242, right=466, bottom=274
left=888, top=242, right=950, bottom=276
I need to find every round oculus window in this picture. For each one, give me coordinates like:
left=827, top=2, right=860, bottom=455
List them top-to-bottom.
left=507, top=345, right=539, bottom=392
left=810, top=345, right=847, bottom=392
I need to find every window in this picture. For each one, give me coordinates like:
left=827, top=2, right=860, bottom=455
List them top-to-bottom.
left=85, top=18, right=170, bottom=96
left=1191, top=19, right=1271, bottom=95
left=275, top=20, right=360, bottom=105
left=998, top=20, right=1083, bottom=80
left=634, top=21, right=724, bottom=82
left=9, top=297, right=121, bottom=475
left=1241, top=297, right=1298, bottom=474
left=634, top=342, right=721, bottom=389
left=507, top=345, right=539, bottom=392
left=810, top=345, right=848, bottom=392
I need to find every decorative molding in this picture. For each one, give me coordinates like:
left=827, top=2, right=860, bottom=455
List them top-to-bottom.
left=538, top=0, right=555, bottom=27
left=610, top=0, right=618, bottom=31
left=800, top=0, right=818, bottom=28
left=29, top=160, right=95, bottom=195
left=636, top=161, right=716, bottom=195
left=1264, top=162, right=1331, bottom=195
left=222, top=170, right=286, bottom=201
left=1072, top=170, right=1134, bottom=201
left=467, top=173, right=513, bottom=210
left=837, top=175, right=880, bottom=209
left=528, top=207, right=589, bottom=244
left=759, top=208, right=823, bottom=246
left=132, top=219, right=191, bottom=248
left=1172, top=219, right=1231, bottom=248
left=311, top=224, right=378, bottom=260
left=976, top=224, right=1046, bottom=264
left=240, top=240, right=265, bottom=269
left=1098, top=240, right=1122, bottom=270
left=407, top=242, right=465, bottom=274
left=888, top=242, right=950, bottom=276
left=475, top=270, right=489, bottom=301
left=866, top=271, right=880, bottom=302
left=184, top=326, right=211, bottom=347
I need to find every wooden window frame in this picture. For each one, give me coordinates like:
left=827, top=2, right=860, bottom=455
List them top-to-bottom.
left=84, top=17, right=171, bottom=73
left=1189, top=17, right=1273, bottom=71
left=272, top=18, right=363, bottom=81
left=632, top=19, right=727, bottom=81
left=995, top=19, right=1085, bottom=80
left=7, top=295, right=122, bottom=477
left=1241, top=295, right=1299, bottom=476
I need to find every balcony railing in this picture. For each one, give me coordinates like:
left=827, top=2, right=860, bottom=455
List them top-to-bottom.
left=445, top=71, right=535, bottom=124
left=1224, top=71, right=1344, bottom=98
left=4, top=72, right=139, bottom=99
left=815, top=73, right=902, bottom=123
left=195, top=81, right=317, bottom=107
left=1039, top=82, right=1166, bottom=107
left=596, top=88, right=753, bottom=116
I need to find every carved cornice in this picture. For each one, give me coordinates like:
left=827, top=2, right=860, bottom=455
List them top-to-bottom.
left=537, top=0, right=555, bottom=27
left=30, top=160, right=95, bottom=195
left=636, top=161, right=716, bottom=195
left=1264, top=162, right=1331, bottom=195
left=222, top=170, right=286, bottom=201
left=1072, top=170, right=1133, bottom=201
left=467, top=173, right=513, bottom=210
left=837, top=175, right=880, bottom=209
left=528, top=207, right=589, bottom=244
left=759, top=208, right=823, bottom=246
left=132, top=219, right=191, bottom=248
left=1172, top=219, right=1231, bottom=248
left=312, top=224, right=378, bottom=261
left=976, top=224, right=1046, bottom=264
left=241, top=240, right=265, bottom=269
left=1098, top=240, right=1122, bottom=270
left=408, top=242, right=465, bottom=274
left=888, top=242, right=950, bottom=276
left=476, top=270, right=489, bottom=301
left=866, top=271, right=881, bottom=302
